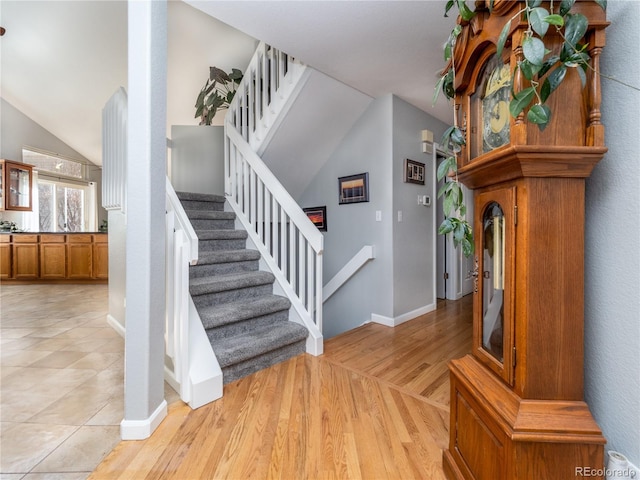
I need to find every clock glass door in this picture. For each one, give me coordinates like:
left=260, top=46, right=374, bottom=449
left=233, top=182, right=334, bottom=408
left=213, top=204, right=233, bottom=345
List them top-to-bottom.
left=474, top=187, right=516, bottom=385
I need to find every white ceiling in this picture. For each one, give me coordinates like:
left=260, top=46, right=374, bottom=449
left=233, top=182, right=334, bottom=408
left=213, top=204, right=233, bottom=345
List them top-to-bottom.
left=1, top=0, right=455, bottom=166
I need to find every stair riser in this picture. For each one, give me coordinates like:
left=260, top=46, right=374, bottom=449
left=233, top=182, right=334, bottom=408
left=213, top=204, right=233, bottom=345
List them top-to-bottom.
left=180, top=200, right=225, bottom=211
left=191, top=219, right=235, bottom=230
left=199, top=238, right=247, bottom=251
left=190, top=260, right=259, bottom=278
left=192, top=283, right=274, bottom=308
left=205, top=309, right=290, bottom=341
left=221, top=340, right=306, bottom=385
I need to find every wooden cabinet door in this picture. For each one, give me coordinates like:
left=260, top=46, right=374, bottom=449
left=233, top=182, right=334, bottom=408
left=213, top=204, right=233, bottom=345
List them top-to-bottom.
left=67, top=234, right=92, bottom=279
left=40, top=235, right=66, bottom=279
left=92, top=235, right=108, bottom=279
left=0, top=236, right=11, bottom=278
left=13, top=237, right=39, bottom=279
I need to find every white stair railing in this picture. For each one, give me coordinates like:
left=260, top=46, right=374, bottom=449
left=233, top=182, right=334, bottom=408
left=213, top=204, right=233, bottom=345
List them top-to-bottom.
left=227, top=41, right=309, bottom=156
left=224, top=42, right=323, bottom=354
left=225, top=127, right=323, bottom=354
left=165, top=181, right=222, bottom=409
left=323, top=245, right=375, bottom=303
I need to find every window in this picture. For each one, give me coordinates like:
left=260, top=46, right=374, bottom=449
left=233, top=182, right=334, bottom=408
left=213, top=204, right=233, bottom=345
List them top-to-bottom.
left=22, top=149, right=97, bottom=232
left=22, top=149, right=84, bottom=179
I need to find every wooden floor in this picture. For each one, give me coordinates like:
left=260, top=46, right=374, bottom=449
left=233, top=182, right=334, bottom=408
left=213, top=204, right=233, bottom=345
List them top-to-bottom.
left=90, top=295, right=473, bottom=480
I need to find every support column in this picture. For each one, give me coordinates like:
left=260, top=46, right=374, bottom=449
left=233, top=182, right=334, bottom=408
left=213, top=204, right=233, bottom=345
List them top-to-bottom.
left=121, top=0, right=167, bottom=440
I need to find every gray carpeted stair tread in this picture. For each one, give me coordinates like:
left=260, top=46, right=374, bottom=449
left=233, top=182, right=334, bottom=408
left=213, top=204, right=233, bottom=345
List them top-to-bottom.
left=177, top=190, right=308, bottom=386
left=177, top=192, right=226, bottom=203
left=185, top=210, right=236, bottom=220
left=196, top=229, right=247, bottom=240
left=197, top=249, right=261, bottom=265
left=190, top=270, right=275, bottom=296
left=199, top=295, right=291, bottom=329
left=212, top=322, right=308, bottom=369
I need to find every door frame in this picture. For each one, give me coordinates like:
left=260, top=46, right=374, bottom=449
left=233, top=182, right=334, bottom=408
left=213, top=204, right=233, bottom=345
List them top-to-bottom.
left=435, top=147, right=475, bottom=300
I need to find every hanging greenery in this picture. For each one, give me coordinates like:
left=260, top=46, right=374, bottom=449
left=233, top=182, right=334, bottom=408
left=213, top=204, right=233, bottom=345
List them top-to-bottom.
left=432, top=0, right=607, bottom=258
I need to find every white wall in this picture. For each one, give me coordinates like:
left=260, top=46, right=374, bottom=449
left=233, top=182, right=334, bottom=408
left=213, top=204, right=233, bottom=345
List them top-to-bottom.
left=584, top=0, right=640, bottom=465
left=170, top=125, right=224, bottom=195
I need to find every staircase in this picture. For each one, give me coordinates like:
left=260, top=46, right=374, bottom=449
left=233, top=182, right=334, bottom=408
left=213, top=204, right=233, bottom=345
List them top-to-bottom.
left=177, top=191, right=309, bottom=384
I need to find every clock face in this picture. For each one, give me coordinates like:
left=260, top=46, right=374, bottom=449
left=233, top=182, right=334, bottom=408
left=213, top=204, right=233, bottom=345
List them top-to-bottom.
left=482, top=62, right=511, bottom=153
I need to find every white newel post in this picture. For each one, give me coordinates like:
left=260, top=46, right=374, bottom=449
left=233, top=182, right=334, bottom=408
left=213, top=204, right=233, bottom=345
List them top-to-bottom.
left=121, top=0, right=168, bottom=440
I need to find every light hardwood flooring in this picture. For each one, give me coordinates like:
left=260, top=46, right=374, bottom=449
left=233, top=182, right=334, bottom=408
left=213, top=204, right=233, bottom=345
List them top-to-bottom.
left=91, top=295, right=473, bottom=480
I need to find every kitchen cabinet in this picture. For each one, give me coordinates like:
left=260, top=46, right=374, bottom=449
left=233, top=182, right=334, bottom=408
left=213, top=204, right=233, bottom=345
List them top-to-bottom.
left=0, top=160, right=33, bottom=211
left=0, top=233, right=108, bottom=282
left=40, top=234, right=66, bottom=279
left=12, top=235, right=39, bottom=279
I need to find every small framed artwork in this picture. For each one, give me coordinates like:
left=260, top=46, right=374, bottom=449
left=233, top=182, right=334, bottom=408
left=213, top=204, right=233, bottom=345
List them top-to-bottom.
left=404, top=158, right=425, bottom=185
left=338, top=172, right=369, bottom=205
left=303, top=206, right=327, bottom=231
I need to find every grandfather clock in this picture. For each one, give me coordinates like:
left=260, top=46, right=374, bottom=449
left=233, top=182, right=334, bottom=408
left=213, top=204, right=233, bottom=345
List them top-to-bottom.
left=442, top=2, right=609, bottom=479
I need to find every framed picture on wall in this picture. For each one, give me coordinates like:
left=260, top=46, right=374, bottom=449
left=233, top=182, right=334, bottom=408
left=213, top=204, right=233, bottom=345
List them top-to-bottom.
left=404, top=158, right=425, bottom=185
left=338, top=172, right=369, bottom=204
left=303, top=206, right=327, bottom=231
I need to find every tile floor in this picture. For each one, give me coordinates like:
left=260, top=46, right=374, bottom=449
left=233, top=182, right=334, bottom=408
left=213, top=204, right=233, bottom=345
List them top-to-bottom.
left=0, top=284, right=179, bottom=480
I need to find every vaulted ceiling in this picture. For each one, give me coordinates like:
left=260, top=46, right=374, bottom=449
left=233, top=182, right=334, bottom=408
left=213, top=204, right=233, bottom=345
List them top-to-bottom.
left=0, top=1, right=455, bottom=166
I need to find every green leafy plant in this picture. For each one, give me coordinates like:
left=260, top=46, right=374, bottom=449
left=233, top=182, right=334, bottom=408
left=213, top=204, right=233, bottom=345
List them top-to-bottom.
left=433, top=0, right=607, bottom=257
left=194, top=66, right=243, bottom=125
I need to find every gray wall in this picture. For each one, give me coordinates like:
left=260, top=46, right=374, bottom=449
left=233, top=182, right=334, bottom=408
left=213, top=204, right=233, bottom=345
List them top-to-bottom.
left=585, top=0, right=640, bottom=465
left=299, top=94, right=449, bottom=338
left=299, top=95, right=394, bottom=338
left=391, top=96, right=449, bottom=317
left=0, top=98, right=106, bottom=226
left=170, top=125, right=224, bottom=195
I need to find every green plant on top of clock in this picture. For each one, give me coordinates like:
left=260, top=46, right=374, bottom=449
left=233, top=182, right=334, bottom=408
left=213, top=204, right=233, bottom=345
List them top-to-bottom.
left=432, top=0, right=607, bottom=258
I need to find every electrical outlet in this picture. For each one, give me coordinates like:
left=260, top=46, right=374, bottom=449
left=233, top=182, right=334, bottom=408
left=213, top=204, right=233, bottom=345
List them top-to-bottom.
left=375, top=210, right=382, bottom=222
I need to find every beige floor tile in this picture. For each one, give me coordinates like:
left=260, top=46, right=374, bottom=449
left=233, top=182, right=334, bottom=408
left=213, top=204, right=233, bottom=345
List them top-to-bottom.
left=0, top=327, right=38, bottom=338
left=25, top=328, right=72, bottom=339
left=51, top=328, right=101, bottom=341
left=0, top=337, right=47, bottom=351
left=28, top=338, right=76, bottom=352
left=59, top=338, right=111, bottom=353
left=93, top=338, right=124, bottom=354
left=0, top=349, right=51, bottom=367
left=30, top=351, right=89, bottom=369
left=66, top=352, right=122, bottom=371
left=0, top=366, right=23, bottom=380
left=26, top=383, right=113, bottom=426
left=1, top=390, right=64, bottom=423
left=85, top=397, right=123, bottom=426
left=0, top=422, right=78, bottom=473
left=31, top=426, right=120, bottom=474
left=0, top=473, right=26, bottom=480
left=22, top=473, right=90, bottom=480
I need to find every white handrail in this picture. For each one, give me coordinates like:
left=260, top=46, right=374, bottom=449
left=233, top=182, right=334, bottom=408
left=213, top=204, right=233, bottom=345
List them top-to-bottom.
left=224, top=41, right=323, bottom=354
left=227, top=41, right=308, bottom=155
left=225, top=127, right=324, bottom=353
left=164, top=178, right=222, bottom=407
left=323, top=245, right=375, bottom=303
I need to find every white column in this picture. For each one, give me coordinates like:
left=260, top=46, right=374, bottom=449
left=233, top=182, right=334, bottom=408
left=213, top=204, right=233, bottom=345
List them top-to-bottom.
left=121, top=0, right=168, bottom=440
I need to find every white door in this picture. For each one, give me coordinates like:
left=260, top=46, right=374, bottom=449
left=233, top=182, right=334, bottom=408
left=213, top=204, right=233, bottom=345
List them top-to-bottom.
left=435, top=149, right=475, bottom=300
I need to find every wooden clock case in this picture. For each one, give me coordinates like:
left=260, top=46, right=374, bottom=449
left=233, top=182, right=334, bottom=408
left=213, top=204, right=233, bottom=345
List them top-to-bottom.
left=442, top=2, right=609, bottom=479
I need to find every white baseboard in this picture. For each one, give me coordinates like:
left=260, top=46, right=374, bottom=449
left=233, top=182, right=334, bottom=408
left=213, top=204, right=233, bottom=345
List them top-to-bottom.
left=371, top=302, right=437, bottom=327
left=106, top=314, right=125, bottom=338
left=120, top=400, right=167, bottom=440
